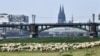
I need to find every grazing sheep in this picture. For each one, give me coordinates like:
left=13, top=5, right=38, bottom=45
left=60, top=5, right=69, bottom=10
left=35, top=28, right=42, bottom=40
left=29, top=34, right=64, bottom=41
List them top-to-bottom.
left=1, top=40, right=100, bottom=52
left=1, top=47, right=10, bottom=52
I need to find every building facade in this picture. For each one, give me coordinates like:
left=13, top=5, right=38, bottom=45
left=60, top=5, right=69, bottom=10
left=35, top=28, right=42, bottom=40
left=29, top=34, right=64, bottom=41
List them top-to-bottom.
left=0, top=13, right=29, bottom=38
left=0, top=13, right=29, bottom=24
left=0, top=13, right=9, bottom=24
left=8, top=15, right=29, bottom=24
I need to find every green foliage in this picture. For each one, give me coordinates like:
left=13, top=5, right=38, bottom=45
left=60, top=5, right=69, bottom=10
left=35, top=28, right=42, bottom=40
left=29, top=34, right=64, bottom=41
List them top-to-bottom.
left=0, top=37, right=100, bottom=43
left=85, top=53, right=91, bottom=56
left=62, top=54, right=73, bottom=56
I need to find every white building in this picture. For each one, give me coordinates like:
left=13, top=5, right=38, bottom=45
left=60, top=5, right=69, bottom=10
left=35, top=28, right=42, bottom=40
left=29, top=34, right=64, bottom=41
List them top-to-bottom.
left=0, top=13, right=9, bottom=24
left=0, top=13, right=29, bottom=37
left=0, top=13, right=29, bottom=24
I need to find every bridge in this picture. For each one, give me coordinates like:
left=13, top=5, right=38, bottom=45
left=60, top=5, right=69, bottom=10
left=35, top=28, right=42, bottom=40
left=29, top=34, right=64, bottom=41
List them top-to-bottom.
left=0, top=22, right=100, bottom=38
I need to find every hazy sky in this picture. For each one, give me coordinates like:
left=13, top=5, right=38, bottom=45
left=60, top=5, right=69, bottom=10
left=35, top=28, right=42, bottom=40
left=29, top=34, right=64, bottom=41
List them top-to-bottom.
left=0, top=0, right=100, bottom=23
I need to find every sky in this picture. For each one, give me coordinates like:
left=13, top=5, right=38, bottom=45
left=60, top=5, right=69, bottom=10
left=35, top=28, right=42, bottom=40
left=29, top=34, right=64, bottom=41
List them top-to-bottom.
left=0, top=0, right=100, bottom=23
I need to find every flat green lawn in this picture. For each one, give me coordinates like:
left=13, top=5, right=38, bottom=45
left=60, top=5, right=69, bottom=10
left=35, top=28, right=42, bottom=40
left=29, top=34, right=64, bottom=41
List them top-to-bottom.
left=0, top=46, right=100, bottom=56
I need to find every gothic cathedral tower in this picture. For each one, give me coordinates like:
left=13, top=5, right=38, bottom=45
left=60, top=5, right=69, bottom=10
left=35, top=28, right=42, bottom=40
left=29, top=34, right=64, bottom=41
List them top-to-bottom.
left=58, top=5, right=66, bottom=23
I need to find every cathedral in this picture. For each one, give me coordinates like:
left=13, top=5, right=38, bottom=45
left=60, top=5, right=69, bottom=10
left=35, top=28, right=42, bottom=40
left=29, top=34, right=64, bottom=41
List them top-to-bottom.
left=58, top=5, right=66, bottom=23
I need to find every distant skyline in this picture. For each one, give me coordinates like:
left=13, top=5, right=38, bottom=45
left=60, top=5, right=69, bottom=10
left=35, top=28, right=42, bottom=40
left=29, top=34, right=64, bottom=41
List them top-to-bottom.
left=0, top=0, right=100, bottom=23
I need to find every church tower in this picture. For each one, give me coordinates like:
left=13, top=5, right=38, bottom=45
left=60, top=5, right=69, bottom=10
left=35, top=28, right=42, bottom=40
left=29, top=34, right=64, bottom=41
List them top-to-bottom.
left=58, top=5, right=66, bottom=23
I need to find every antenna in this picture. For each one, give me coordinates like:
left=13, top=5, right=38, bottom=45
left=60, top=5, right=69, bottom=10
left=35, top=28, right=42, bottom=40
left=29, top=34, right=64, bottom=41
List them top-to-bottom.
left=71, top=14, right=74, bottom=23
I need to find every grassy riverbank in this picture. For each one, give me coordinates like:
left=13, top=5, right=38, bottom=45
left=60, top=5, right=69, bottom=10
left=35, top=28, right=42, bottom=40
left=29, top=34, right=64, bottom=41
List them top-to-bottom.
left=0, top=37, right=100, bottom=43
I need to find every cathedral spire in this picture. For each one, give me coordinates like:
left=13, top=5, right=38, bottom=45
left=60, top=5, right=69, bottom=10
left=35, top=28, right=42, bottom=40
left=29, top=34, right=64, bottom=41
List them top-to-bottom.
left=58, top=5, right=66, bottom=23
left=58, top=5, right=62, bottom=23
left=59, top=5, right=62, bottom=14
left=62, top=5, right=65, bottom=14
left=62, top=5, right=66, bottom=23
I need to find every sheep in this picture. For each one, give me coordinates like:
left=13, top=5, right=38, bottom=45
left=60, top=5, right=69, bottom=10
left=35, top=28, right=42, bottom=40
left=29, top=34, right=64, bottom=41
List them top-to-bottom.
left=1, top=41, right=100, bottom=52
left=17, top=45, right=23, bottom=51
left=22, top=45, right=30, bottom=49
left=29, top=45, right=35, bottom=51
left=62, top=45, right=69, bottom=51
left=39, top=46, right=48, bottom=52
left=1, top=47, right=9, bottom=52
left=51, top=47, right=57, bottom=51
left=13, top=48, right=20, bottom=52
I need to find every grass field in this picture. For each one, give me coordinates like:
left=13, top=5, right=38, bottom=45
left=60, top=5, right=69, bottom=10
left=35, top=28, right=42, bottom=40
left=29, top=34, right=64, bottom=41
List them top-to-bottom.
left=0, top=37, right=100, bottom=43
left=1, top=37, right=100, bottom=56
left=0, top=46, right=100, bottom=56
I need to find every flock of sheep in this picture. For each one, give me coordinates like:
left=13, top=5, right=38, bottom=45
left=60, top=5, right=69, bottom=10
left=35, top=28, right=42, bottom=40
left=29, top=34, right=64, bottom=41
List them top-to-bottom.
left=0, top=41, right=100, bottom=52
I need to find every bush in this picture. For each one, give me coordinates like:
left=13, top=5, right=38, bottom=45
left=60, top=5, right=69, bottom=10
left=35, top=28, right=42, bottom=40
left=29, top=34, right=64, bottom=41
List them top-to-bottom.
left=85, top=53, right=91, bottom=56
left=62, top=54, right=73, bottom=56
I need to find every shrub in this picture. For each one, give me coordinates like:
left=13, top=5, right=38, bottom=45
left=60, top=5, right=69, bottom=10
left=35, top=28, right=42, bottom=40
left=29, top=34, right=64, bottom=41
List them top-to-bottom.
left=85, top=53, right=91, bottom=56
left=62, top=54, right=73, bottom=56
